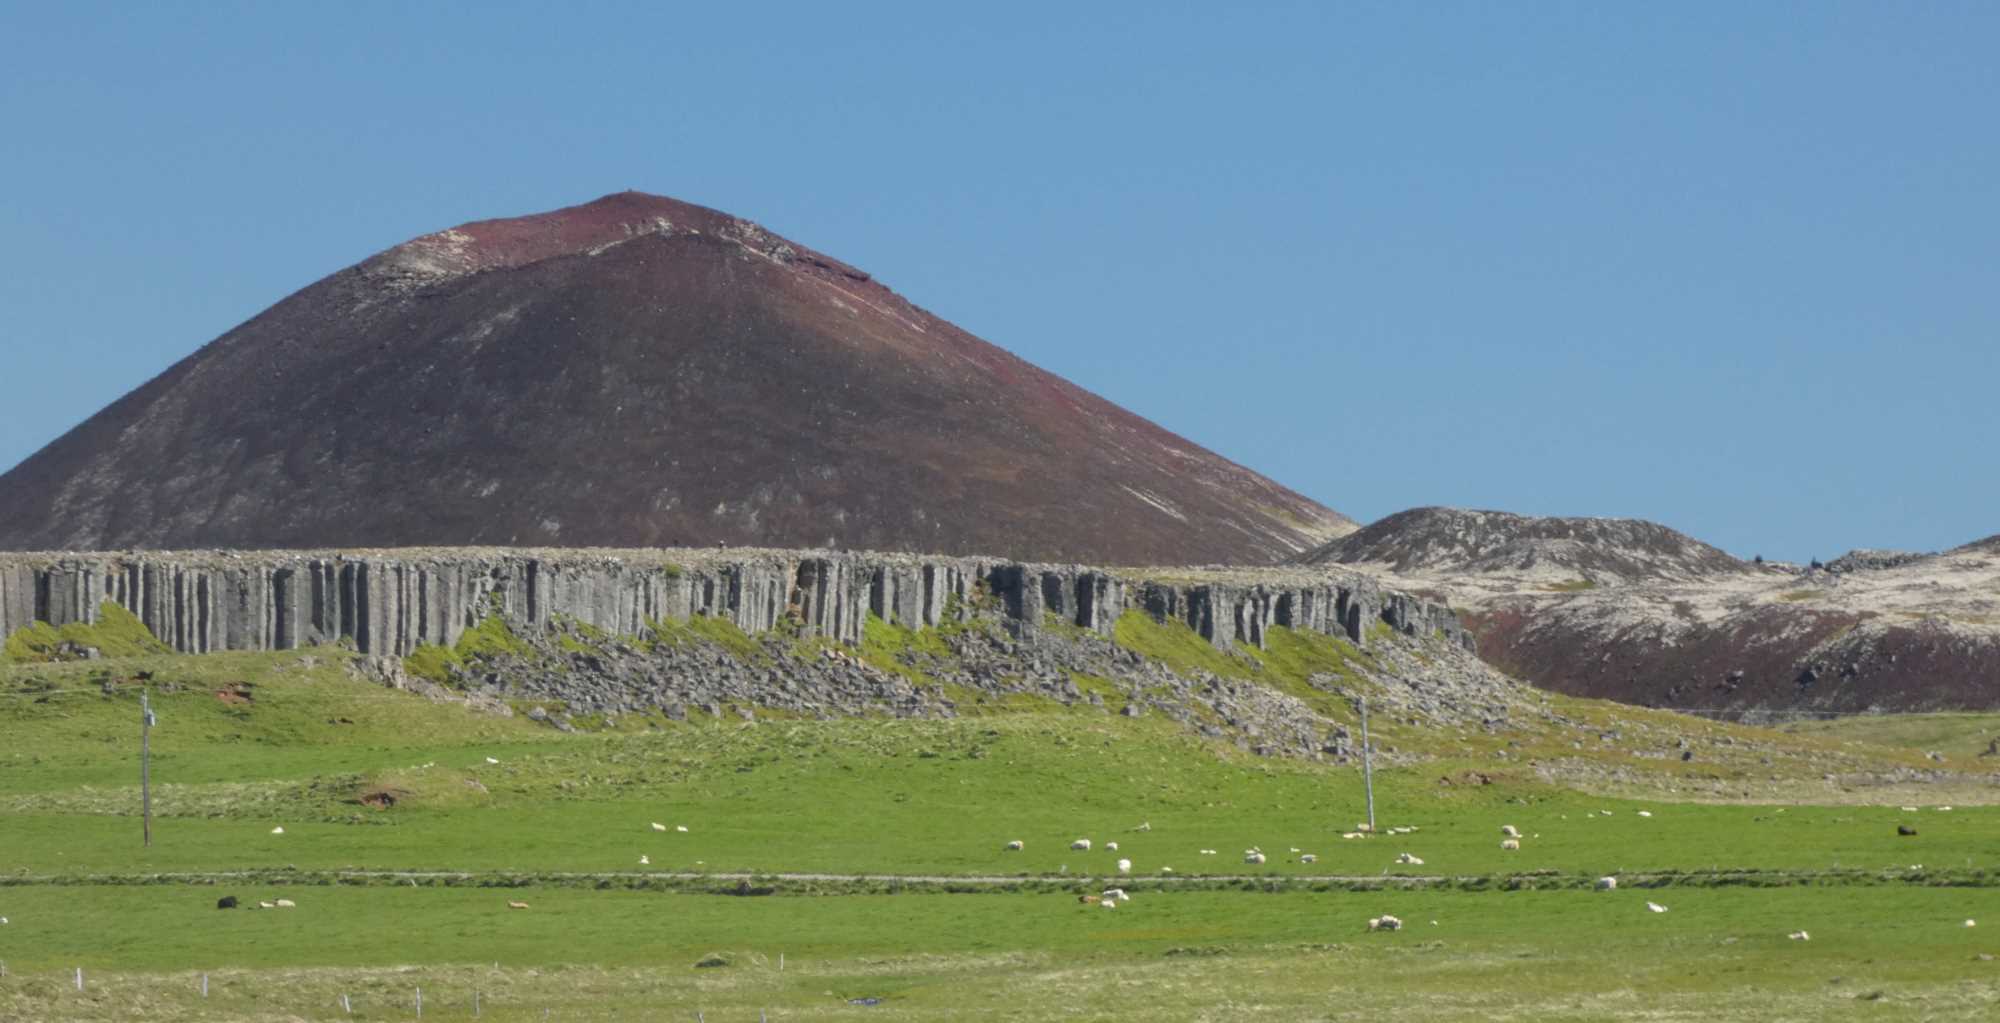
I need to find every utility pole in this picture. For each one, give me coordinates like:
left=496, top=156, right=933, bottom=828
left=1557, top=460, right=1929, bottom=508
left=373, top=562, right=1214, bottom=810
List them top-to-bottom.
left=141, top=688, right=154, bottom=847
left=1358, top=695, right=1376, bottom=834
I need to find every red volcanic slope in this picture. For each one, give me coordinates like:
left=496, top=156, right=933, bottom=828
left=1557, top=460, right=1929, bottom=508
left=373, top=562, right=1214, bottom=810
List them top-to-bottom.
left=0, top=192, right=1354, bottom=563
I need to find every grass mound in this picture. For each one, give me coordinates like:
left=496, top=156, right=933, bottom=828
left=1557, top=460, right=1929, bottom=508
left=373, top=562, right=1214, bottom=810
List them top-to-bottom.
left=2, top=602, right=173, bottom=663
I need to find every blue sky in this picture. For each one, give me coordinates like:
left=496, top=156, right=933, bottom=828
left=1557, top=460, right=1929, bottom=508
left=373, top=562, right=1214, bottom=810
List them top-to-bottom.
left=3, top=2, right=1994, bottom=561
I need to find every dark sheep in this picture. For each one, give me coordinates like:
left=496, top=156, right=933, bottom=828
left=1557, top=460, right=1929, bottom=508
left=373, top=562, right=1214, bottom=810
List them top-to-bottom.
left=1898, top=825, right=1918, bottom=837
left=216, top=895, right=239, bottom=909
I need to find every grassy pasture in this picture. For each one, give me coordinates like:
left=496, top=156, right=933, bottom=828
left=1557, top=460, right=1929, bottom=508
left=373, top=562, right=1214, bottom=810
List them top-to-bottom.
left=4, top=645, right=2000, bottom=1018
left=3, top=656, right=1995, bottom=879
left=1786, top=712, right=2000, bottom=760
left=1, top=886, right=1996, bottom=1020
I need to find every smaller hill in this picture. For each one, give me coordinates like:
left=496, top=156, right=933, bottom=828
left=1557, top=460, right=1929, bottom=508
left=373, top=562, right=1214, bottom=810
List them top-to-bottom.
left=1292, top=507, right=1752, bottom=585
left=1952, top=534, right=2000, bottom=557
left=1823, top=548, right=1933, bottom=574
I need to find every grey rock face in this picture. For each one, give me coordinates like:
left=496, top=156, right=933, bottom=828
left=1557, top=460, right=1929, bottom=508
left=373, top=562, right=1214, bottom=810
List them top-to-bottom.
left=0, top=546, right=1471, bottom=661
left=1, top=546, right=1500, bottom=759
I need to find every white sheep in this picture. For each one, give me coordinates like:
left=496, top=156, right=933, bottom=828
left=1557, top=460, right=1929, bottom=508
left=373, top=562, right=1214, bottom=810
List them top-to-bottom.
left=484, top=756, right=499, bottom=764
left=1637, top=811, right=1653, bottom=818
left=651, top=822, right=668, bottom=832
left=1135, top=822, right=1152, bottom=832
left=676, top=825, right=689, bottom=833
left=1500, top=825, right=1520, bottom=838
left=270, top=826, right=285, bottom=835
left=1341, top=832, right=1366, bottom=840
left=1071, top=838, right=1092, bottom=851
left=1500, top=839, right=1520, bottom=851
left=1005, top=840, right=1024, bottom=851
left=1106, top=841, right=1119, bottom=852
left=1245, top=850, right=1267, bottom=865
left=1300, top=853, right=1317, bottom=864
left=1395, top=853, right=1424, bottom=866
left=639, top=855, right=650, bottom=865
left=1117, top=858, right=1131, bottom=874
left=1161, top=866, right=1175, bottom=874
left=1595, top=877, right=1617, bottom=891
left=1102, top=888, right=1130, bottom=902
left=1097, top=898, right=1118, bottom=910
left=274, top=899, right=296, bottom=908
left=1646, top=901, right=1668, bottom=913
left=1368, top=915, right=1403, bottom=931
left=1968, top=919, right=1978, bottom=928
left=1788, top=930, right=1810, bottom=941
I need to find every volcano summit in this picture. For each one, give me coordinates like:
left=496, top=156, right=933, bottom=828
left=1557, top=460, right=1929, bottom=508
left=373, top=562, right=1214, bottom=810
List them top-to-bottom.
left=0, top=192, right=1352, bottom=562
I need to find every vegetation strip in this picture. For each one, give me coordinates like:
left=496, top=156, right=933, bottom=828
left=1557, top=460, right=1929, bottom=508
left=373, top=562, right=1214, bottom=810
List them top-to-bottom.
left=6, top=866, right=1993, bottom=895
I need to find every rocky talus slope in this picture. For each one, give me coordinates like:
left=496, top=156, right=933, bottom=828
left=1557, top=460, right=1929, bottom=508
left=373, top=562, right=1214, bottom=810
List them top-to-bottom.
left=0, top=191, right=1351, bottom=564
left=1297, top=508, right=2000, bottom=715
left=396, top=601, right=1514, bottom=764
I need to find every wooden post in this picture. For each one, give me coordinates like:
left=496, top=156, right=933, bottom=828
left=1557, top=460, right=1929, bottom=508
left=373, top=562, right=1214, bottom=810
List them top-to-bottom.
left=141, top=690, right=154, bottom=848
left=1358, top=696, right=1376, bottom=834
left=75, top=967, right=84, bottom=992
left=201, top=972, right=208, bottom=997
left=416, top=986, right=423, bottom=1017
left=474, top=989, right=481, bottom=1017
left=341, top=993, right=352, bottom=1014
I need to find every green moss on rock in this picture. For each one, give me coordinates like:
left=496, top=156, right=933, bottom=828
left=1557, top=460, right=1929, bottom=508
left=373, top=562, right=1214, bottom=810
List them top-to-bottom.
left=2, top=602, right=173, bottom=663
left=403, top=614, right=535, bottom=683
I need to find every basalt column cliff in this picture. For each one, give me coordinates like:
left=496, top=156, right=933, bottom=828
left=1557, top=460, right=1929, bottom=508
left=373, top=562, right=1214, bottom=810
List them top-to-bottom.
left=0, top=548, right=1468, bottom=660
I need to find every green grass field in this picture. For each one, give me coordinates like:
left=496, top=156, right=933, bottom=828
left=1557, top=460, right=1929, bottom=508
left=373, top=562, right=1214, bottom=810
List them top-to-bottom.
left=3, top=647, right=1998, bottom=1019
left=1786, top=711, right=2000, bottom=760
left=3, top=886, right=1995, bottom=1021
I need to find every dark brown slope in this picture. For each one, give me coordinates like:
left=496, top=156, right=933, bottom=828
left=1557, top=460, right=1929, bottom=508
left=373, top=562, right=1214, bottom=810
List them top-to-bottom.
left=0, top=192, right=1353, bottom=562
left=1296, top=508, right=2000, bottom=715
